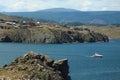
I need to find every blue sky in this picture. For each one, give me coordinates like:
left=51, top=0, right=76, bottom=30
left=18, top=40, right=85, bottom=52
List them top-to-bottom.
left=0, top=0, right=120, bottom=12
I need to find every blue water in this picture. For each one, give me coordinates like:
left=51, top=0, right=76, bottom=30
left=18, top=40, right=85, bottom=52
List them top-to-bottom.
left=0, top=40, right=120, bottom=80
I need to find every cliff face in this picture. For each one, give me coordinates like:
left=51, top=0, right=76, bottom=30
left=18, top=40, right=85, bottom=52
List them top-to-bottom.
left=87, top=26, right=120, bottom=39
left=0, top=27, right=109, bottom=43
left=0, top=51, right=71, bottom=80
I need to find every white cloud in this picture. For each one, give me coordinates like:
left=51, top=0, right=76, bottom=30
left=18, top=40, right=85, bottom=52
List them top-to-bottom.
left=0, top=0, right=120, bottom=12
left=9, top=1, right=27, bottom=11
left=82, top=1, right=92, bottom=7
left=101, top=7, right=108, bottom=11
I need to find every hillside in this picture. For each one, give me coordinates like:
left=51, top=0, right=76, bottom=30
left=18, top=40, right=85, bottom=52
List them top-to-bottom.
left=3, top=8, right=120, bottom=24
left=0, top=12, right=110, bottom=43
left=0, top=13, right=30, bottom=21
left=82, top=26, right=120, bottom=39
left=0, top=27, right=109, bottom=43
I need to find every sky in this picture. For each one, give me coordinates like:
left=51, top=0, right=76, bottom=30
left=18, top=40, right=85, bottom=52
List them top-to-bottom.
left=0, top=0, right=120, bottom=12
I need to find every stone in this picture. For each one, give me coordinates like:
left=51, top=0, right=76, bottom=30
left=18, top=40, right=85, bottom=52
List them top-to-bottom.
left=0, top=52, right=71, bottom=80
left=53, top=58, right=70, bottom=80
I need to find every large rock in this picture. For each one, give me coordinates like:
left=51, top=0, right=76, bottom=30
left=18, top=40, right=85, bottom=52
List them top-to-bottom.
left=0, top=51, right=71, bottom=80
left=53, top=59, right=70, bottom=80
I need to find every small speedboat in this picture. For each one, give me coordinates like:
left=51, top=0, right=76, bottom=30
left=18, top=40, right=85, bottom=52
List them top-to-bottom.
left=91, top=53, right=103, bottom=58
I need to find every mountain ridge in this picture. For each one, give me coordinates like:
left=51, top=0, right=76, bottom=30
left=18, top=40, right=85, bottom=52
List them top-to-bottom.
left=2, top=8, right=120, bottom=24
left=36, top=8, right=79, bottom=12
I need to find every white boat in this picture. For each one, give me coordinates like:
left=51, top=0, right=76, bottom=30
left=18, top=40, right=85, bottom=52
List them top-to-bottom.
left=91, top=53, right=103, bottom=58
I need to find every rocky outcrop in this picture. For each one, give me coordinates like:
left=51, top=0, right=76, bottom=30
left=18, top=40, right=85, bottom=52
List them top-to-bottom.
left=0, top=28, right=109, bottom=43
left=0, top=51, right=71, bottom=80
left=53, top=59, right=70, bottom=80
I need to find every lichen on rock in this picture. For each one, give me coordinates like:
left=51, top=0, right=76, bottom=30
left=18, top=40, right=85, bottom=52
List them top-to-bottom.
left=0, top=51, right=71, bottom=80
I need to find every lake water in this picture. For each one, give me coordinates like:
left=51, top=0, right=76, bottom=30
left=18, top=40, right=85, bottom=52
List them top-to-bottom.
left=0, top=40, right=120, bottom=80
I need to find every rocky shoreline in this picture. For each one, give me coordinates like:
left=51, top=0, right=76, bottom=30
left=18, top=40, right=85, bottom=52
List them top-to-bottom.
left=85, top=26, right=120, bottom=40
left=0, top=27, right=109, bottom=44
left=0, top=51, right=71, bottom=80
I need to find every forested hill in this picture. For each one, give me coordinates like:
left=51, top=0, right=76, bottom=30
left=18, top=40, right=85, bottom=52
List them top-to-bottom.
left=3, top=8, right=120, bottom=24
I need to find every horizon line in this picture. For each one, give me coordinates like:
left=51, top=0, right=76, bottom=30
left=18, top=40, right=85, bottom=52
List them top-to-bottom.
left=1, top=8, right=120, bottom=12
